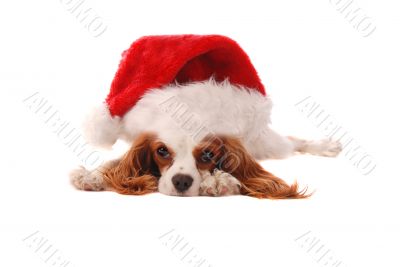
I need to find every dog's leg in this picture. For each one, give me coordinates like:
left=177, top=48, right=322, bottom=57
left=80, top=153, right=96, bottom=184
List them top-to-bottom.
left=247, top=127, right=296, bottom=159
left=248, top=127, right=342, bottom=159
left=288, top=136, right=342, bottom=157
left=69, top=159, right=120, bottom=191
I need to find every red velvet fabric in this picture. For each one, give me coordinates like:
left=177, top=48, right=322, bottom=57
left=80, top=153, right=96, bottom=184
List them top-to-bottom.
left=106, top=35, right=266, bottom=117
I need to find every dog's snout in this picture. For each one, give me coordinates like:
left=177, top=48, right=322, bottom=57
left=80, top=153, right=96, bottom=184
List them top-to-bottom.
left=172, top=174, right=193, bottom=192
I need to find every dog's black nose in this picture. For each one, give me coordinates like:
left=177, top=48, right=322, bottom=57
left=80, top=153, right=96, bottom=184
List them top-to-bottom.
left=172, top=174, right=193, bottom=192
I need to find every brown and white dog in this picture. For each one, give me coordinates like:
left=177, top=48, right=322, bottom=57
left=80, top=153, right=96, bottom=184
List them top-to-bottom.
left=70, top=80, right=342, bottom=198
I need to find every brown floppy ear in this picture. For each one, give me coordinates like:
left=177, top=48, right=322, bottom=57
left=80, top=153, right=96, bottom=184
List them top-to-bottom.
left=103, top=133, right=160, bottom=195
left=217, top=136, right=310, bottom=199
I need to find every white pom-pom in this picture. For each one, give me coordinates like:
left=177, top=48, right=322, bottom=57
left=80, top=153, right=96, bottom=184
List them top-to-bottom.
left=83, top=104, right=121, bottom=149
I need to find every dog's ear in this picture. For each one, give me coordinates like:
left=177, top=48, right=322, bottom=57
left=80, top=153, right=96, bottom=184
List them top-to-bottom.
left=103, top=133, right=159, bottom=195
left=217, top=136, right=310, bottom=199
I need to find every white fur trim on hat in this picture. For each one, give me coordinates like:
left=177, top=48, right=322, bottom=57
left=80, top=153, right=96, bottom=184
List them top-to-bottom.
left=83, top=104, right=121, bottom=149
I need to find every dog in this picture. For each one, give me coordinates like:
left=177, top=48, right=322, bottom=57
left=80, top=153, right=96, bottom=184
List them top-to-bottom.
left=70, top=79, right=342, bottom=198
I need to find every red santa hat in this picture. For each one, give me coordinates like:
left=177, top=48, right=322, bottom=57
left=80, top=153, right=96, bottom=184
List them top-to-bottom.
left=86, top=34, right=266, bottom=148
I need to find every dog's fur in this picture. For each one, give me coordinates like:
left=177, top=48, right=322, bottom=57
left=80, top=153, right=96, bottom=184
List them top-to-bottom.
left=71, top=79, right=341, bottom=198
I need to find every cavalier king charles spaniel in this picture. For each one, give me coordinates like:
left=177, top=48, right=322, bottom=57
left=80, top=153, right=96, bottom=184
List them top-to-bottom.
left=70, top=80, right=342, bottom=198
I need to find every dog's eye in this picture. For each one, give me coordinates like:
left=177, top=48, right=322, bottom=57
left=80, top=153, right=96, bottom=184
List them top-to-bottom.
left=157, top=147, right=170, bottom=158
left=201, top=150, right=214, bottom=162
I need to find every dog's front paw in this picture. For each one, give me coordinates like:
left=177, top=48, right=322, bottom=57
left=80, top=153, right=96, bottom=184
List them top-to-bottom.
left=318, top=139, right=342, bottom=157
left=69, top=166, right=105, bottom=191
left=200, top=170, right=241, bottom=196
left=216, top=171, right=241, bottom=195
left=199, top=175, right=218, bottom=196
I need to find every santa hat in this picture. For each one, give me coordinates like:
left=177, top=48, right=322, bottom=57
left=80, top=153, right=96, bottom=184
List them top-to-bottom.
left=86, top=34, right=266, bottom=148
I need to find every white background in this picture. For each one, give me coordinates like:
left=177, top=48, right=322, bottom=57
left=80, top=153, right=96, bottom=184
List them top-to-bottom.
left=1, top=0, right=399, bottom=266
